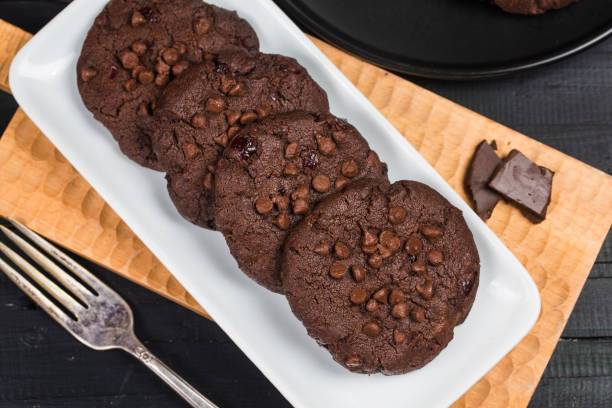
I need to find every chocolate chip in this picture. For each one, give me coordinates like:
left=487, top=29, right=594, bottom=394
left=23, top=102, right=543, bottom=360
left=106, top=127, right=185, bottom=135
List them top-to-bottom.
left=131, top=10, right=146, bottom=27
left=194, top=17, right=211, bottom=35
left=173, top=42, right=187, bottom=55
left=162, top=48, right=179, bottom=65
left=119, top=50, right=139, bottom=70
left=155, top=59, right=170, bottom=74
left=172, top=61, right=189, bottom=76
left=131, top=65, right=145, bottom=79
left=80, top=67, right=97, bottom=82
left=137, top=70, right=154, bottom=84
left=154, top=73, right=169, bottom=87
left=220, top=77, right=236, bottom=94
left=124, top=79, right=137, bottom=92
left=228, top=82, right=245, bottom=96
left=205, top=96, right=226, bottom=113
left=137, top=103, right=149, bottom=116
left=255, top=107, right=270, bottom=118
left=225, top=110, right=241, bottom=126
left=240, top=111, right=258, bottom=125
left=191, top=113, right=207, bottom=129
left=227, top=126, right=240, bottom=138
left=213, top=132, right=228, bottom=147
left=316, top=134, right=336, bottom=155
left=230, top=136, right=257, bottom=160
left=182, top=142, right=199, bottom=159
left=285, top=142, right=298, bottom=159
left=302, top=150, right=319, bottom=169
left=341, top=159, right=359, bottom=178
left=284, top=163, right=298, bottom=176
left=203, top=173, right=213, bottom=190
left=312, top=174, right=330, bottom=193
left=335, top=176, right=348, bottom=190
left=291, top=185, right=308, bottom=201
left=273, top=195, right=290, bottom=211
left=255, top=197, right=273, bottom=214
left=292, top=198, right=309, bottom=215
left=389, top=207, right=407, bottom=224
left=274, top=213, right=290, bottom=230
left=422, top=225, right=443, bottom=239
left=362, top=230, right=378, bottom=247
left=379, top=231, right=400, bottom=251
left=405, top=236, right=423, bottom=255
left=314, top=241, right=330, bottom=256
left=334, top=242, right=350, bottom=259
left=377, top=244, right=393, bottom=259
left=362, top=245, right=377, bottom=254
left=427, top=250, right=444, bottom=266
left=368, top=254, right=383, bottom=268
left=412, top=261, right=426, bottom=275
left=330, top=263, right=348, bottom=279
left=351, top=265, right=366, bottom=282
left=416, top=279, right=434, bottom=299
left=349, top=288, right=367, bottom=304
left=373, top=288, right=388, bottom=304
left=389, top=289, right=405, bottom=305
left=365, top=298, right=378, bottom=311
left=392, top=303, right=409, bottom=319
left=410, top=306, right=425, bottom=322
left=363, top=322, right=381, bottom=337
left=393, top=329, right=407, bottom=344
left=345, top=356, right=361, bottom=368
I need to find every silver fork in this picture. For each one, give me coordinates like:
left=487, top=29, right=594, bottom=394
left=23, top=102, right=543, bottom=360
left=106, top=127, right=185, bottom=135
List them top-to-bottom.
left=0, top=218, right=218, bottom=408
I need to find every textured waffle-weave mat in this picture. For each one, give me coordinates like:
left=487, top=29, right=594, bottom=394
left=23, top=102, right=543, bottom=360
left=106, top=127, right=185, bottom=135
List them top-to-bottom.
left=1, top=20, right=611, bottom=408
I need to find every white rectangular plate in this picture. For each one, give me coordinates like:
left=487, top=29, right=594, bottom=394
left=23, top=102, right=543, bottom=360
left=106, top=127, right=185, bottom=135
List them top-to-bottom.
left=9, top=1, right=541, bottom=406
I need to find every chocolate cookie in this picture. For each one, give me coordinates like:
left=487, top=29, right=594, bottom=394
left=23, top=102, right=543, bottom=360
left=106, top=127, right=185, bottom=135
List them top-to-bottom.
left=77, top=0, right=259, bottom=169
left=492, top=0, right=580, bottom=14
left=152, top=51, right=329, bottom=228
left=213, top=112, right=388, bottom=293
left=281, top=180, right=479, bottom=374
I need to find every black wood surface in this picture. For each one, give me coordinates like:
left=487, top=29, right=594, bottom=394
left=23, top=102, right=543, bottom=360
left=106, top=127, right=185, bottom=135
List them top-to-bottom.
left=0, top=1, right=610, bottom=407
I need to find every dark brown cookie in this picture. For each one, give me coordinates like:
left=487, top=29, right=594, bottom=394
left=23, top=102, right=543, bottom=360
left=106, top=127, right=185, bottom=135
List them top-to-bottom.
left=76, top=0, right=259, bottom=169
left=492, top=0, right=580, bottom=14
left=152, top=51, right=329, bottom=228
left=213, top=112, right=388, bottom=293
left=281, top=180, right=480, bottom=374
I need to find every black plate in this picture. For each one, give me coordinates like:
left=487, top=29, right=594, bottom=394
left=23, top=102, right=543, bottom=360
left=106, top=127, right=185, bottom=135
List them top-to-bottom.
left=274, top=0, right=612, bottom=79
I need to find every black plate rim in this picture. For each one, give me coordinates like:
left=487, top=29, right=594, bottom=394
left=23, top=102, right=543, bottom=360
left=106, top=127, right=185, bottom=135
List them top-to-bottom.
left=276, top=0, right=612, bottom=80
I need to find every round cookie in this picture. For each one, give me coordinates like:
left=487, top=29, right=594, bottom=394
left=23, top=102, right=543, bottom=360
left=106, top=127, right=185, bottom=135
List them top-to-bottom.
left=76, top=0, right=259, bottom=169
left=492, top=0, right=580, bottom=14
left=152, top=51, right=329, bottom=228
left=213, top=112, right=388, bottom=293
left=281, top=180, right=480, bottom=374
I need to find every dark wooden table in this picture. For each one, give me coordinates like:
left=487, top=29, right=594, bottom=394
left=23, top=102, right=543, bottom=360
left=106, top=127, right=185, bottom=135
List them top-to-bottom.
left=0, top=1, right=610, bottom=407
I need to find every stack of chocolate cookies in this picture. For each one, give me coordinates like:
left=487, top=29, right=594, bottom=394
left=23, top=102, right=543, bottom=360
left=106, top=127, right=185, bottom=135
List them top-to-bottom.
left=77, top=0, right=480, bottom=375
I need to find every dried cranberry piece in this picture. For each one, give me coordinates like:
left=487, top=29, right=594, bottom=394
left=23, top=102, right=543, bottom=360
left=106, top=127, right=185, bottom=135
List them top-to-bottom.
left=139, top=7, right=157, bottom=22
left=216, top=62, right=229, bottom=75
left=109, top=65, right=118, bottom=79
left=230, top=136, right=257, bottom=160
left=302, top=150, right=319, bottom=169
left=461, top=271, right=477, bottom=295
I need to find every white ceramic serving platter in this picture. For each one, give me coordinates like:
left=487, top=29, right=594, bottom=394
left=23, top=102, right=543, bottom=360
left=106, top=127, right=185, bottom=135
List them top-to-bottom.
left=9, top=0, right=541, bottom=406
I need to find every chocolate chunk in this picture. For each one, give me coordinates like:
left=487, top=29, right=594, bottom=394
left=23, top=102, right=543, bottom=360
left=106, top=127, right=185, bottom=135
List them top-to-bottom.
left=466, top=141, right=502, bottom=220
left=488, top=150, right=554, bottom=223
left=312, top=174, right=331, bottom=193
left=255, top=197, right=273, bottom=215
left=391, top=303, right=409, bottom=319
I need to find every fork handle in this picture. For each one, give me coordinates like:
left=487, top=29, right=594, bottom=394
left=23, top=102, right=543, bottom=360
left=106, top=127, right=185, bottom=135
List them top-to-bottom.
left=123, top=339, right=218, bottom=408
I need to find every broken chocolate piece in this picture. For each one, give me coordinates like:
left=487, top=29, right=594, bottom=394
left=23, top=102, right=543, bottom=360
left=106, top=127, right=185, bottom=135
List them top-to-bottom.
left=466, top=141, right=502, bottom=220
left=488, top=149, right=554, bottom=223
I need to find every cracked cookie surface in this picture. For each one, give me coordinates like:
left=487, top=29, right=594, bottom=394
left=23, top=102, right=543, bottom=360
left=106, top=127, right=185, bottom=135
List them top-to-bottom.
left=77, top=0, right=259, bottom=169
left=153, top=52, right=329, bottom=228
left=214, top=112, right=387, bottom=293
left=281, top=180, right=479, bottom=374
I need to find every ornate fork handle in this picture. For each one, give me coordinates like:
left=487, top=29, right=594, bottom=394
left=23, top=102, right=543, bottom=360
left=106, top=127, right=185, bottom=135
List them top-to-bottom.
left=121, top=335, right=218, bottom=408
